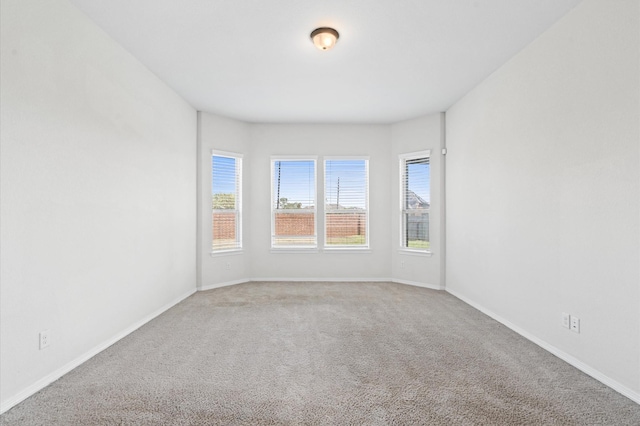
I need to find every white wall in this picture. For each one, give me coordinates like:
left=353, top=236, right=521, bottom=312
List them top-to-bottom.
left=0, top=0, right=196, bottom=411
left=445, top=0, right=639, bottom=400
left=198, top=112, right=249, bottom=289
left=391, top=114, right=445, bottom=288
left=199, top=117, right=446, bottom=287
left=247, top=124, right=392, bottom=281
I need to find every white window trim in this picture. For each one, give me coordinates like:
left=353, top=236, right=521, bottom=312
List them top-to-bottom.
left=212, top=149, right=244, bottom=159
left=211, top=150, right=243, bottom=255
left=399, top=150, right=431, bottom=254
left=270, top=156, right=318, bottom=250
left=323, top=157, right=370, bottom=250
left=270, top=248, right=320, bottom=254
left=324, top=248, right=372, bottom=253
left=397, top=248, right=433, bottom=257
left=210, top=249, right=244, bottom=257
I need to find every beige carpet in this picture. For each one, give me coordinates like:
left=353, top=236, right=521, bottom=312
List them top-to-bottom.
left=1, top=281, right=639, bottom=425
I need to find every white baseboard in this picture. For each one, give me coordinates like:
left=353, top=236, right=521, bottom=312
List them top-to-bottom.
left=249, top=277, right=393, bottom=283
left=198, top=278, right=442, bottom=291
left=199, top=279, right=249, bottom=291
left=392, top=279, right=442, bottom=290
left=0, top=288, right=196, bottom=415
left=446, top=288, right=640, bottom=405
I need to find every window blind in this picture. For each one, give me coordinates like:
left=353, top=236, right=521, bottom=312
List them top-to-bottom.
left=212, top=153, right=242, bottom=251
left=401, top=154, right=430, bottom=250
left=271, top=159, right=317, bottom=248
left=324, top=159, right=368, bottom=247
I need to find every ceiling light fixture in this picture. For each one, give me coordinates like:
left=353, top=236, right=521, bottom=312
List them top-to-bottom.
left=310, top=27, right=339, bottom=51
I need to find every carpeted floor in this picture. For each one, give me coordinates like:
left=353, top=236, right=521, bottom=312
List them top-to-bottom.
left=1, top=281, right=639, bottom=425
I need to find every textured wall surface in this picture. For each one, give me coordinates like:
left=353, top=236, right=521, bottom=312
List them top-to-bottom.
left=1, top=0, right=196, bottom=411
left=446, top=0, right=639, bottom=398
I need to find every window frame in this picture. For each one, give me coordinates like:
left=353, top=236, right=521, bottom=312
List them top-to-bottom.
left=211, top=150, right=243, bottom=255
left=399, top=150, right=431, bottom=254
left=270, top=156, right=318, bottom=251
left=323, top=157, right=370, bottom=251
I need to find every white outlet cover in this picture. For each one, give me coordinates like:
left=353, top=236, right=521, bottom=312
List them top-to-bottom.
left=562, top=312, right=570, bottom=329
left=570, top=317, right=580, bottom=333
left=39, top=330, right=51, bottom=349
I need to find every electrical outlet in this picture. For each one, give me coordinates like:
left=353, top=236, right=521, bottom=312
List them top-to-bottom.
left=400, top=261, right=405, bottom=269
left=225, top=262, right=231, bottom=270
left=562, top=312, right=571, bottom=329
left=570, top=316, right=580, bottom=333
left=39, top=330, right=51, bottom=350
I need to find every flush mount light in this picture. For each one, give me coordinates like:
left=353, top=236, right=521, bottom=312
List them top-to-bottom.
left=310, top=27, right=339, bottom=51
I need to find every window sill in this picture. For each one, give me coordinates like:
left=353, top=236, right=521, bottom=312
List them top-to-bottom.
left=324, top=247, right=371, bottom=253
left=270, top=248, right=319, bottom=254
left=210, top=249, right=243, bottom=257
left=398, top=249, right=433, bottom=257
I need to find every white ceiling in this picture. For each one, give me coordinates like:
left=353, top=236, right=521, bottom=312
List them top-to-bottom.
left=69, top=0, right=582, bottom=124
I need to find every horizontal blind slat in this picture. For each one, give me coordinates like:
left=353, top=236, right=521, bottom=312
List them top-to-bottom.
left=212, top=154, right=241, bottom=251
left=401, top=154, right=429, bottom=250
left=272, top=159, right=317, bottom=247
left=325, top=159, right=368, bottom=247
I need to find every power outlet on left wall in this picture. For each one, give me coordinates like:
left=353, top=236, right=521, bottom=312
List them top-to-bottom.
left=225, top=262, right=231, bottom=270
left=39, top=330, right=51, bottom=350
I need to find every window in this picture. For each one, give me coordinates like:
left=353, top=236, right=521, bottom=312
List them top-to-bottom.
left=212, top=151, right=242, bottom=252
left=400, top=151, right=430, bottom=251
left=271, top=158, right=317, bottom=248
left=324, top=158, right=369, bottom=248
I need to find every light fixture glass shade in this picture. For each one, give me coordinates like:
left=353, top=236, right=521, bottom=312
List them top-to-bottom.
left=311, top=27, right=339, bottom=51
